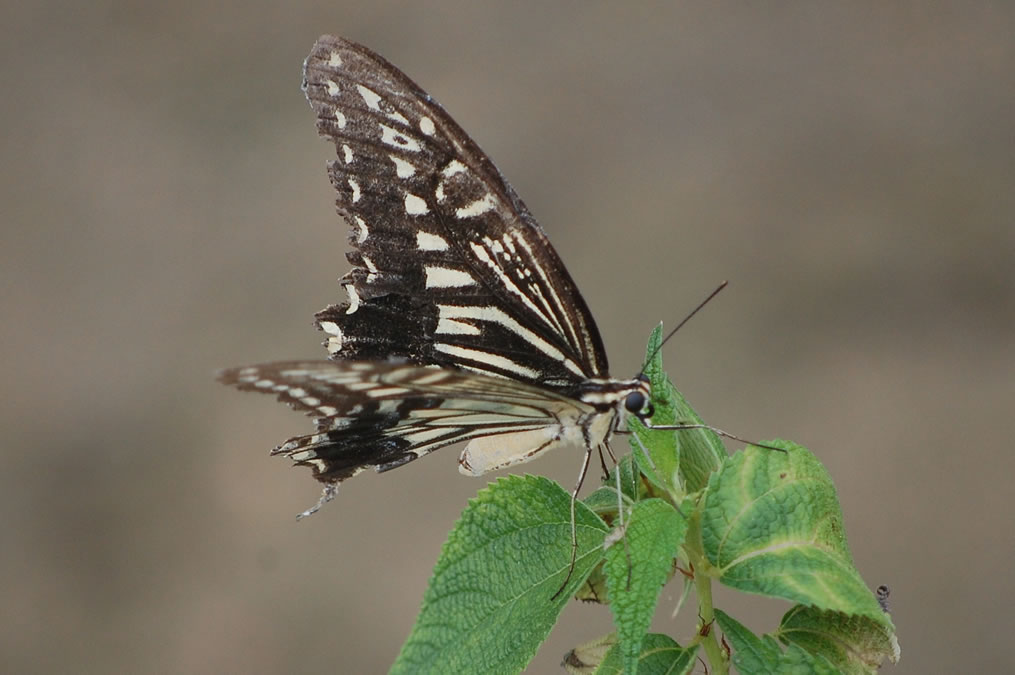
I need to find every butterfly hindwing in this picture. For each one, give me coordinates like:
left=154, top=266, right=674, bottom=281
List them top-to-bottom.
left=302, top=36, right=609, bottom=391
left=218, top=361, right=595, bottom=483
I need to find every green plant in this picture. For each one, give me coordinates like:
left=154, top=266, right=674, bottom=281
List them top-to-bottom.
left=390, top=326, right=901, bottom=674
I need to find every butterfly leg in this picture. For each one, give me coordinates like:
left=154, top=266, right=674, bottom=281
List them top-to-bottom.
left=551, top=442, right=595, bottom=600
left=604, top=443, right=637, bottom=591
left=596, top=445, right=610, bottom=479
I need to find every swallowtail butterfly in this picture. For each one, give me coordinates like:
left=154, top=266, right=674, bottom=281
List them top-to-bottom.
left=220, top=36, right=674, bottom=518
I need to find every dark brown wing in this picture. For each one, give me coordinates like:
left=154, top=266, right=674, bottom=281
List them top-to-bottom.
left=302, top=36, right=610, bottom=395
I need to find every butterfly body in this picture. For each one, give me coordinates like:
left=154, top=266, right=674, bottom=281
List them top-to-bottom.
left=219, top=36, right=653, bottom=507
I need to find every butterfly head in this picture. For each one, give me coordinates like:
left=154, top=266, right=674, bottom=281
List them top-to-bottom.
left=624, top=373, right=654, bottom=420
left=577, top=375, right=652, bottom=421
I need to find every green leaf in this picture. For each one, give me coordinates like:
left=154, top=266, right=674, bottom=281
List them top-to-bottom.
left=629, top=325, right=725, bottom=496
left=627, top=327, right=680, bottom=496
left=671, top=389, right=726, bottom=494
left=702, top=442, right=883, bottom=619
left=611, top=454, right=645, bottom=502
left=583, top=455, right=641, bottom=520
left=576, top=457, right=658, bottom=605
left=391, top=475, right=609, bottom=675
left=583, top=486, right=633, bottom=521
left=605, top=499, right=688, bottom=675
left=573, top=562, right=610, bottom=604
left=776, top=605, right=901, bottom=673
left=715, top=609, right=839, bottom=674
left=593, top=634, right=697, bottom=675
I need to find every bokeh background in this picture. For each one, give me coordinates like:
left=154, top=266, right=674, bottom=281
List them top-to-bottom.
left=3, top=2, right=1012, bottom=673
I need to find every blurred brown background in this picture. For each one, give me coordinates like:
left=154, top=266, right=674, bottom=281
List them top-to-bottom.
left=3, top=2, right=1012, bottom=673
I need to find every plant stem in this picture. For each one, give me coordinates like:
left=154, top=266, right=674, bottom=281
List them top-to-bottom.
left=694, top=570, right=728, bottom=674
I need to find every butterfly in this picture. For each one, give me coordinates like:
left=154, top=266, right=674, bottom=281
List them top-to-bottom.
left=219, top=36, right=704, bottom=521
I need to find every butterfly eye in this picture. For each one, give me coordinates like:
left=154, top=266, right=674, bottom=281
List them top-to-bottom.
left=625, top=391, right=649, bottom=415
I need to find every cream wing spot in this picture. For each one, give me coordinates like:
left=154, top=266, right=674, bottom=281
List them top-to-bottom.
left=327, top=51, right=342, bottom=67
left=326, top=80, right=340, bottom=97
left=356, top=84, right=382, bottom=111
left=334, top=109, right=347, bottom=129
left=387, top=110, right=409, bottom=125
left=419, top=116, right=436, bottom=136
left=380, top=124, right=422, bottom=152
left=342, top=144, right=354, bottom=164
left=390, top=155, right=416, bottom=177
left=442, top=160, right=467, bottom=177
left=348, top=178, right=361, bottom=202
left=404, top=193, right=429, bottom=215
left=456, top=194, right=496, bottom=219
left=354, top=216, right=368, bottom=243
left=415, top=231, right=449, bottom=251
left=502, top=233, right=518, bottom=255
left=484, top=236, right=505, bottom=255
left=361, top=255, right=379, bottom=282
left=424, top=266, right=477, bottom=288
left=345, top=285, right=361, bottom=314
left=435, top=316, right=481, bottom=335
left=319, top=320, right=344, bottom=352
left=236, top=369, right=258, bottom=383
left=405, top=371, right=452, bottom=386
left=367, top=387, right=411, bottom=398
left=376, top=400, right=401, bottom=415
left=399, top=428, right=452, bottom=444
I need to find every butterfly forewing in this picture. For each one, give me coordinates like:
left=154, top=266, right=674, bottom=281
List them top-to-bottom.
left=302, top=36, right=609, bottom=391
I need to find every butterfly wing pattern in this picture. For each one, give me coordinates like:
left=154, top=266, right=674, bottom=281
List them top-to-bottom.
left=219, top=36, right=650, bottom=513
left=305, top=36, right=606, bottom=389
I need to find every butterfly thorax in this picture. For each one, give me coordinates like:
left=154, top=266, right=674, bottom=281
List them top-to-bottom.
left=456, top=375, right=648, bottom=477
left=573, top=375, right=652, bottom=448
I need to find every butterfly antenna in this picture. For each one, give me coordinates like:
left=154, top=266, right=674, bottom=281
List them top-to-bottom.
left=641, top=281, right=728, bottom=372
left=643, top=420, right=787, bottom=453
